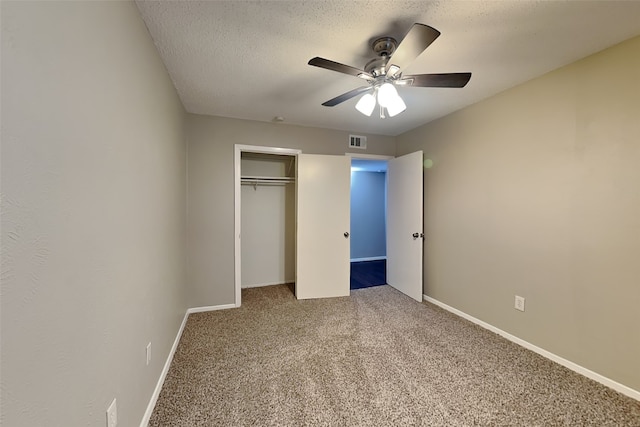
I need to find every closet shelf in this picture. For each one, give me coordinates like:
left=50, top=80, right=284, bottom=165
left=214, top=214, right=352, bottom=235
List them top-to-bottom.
left=241, top=175, right=295, bottom=186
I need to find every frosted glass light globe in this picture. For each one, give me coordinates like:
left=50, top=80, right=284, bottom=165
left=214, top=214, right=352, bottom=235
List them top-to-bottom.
left=377, top=83, right=399, bottom=108
left=355, top=93, right=376, bottom=116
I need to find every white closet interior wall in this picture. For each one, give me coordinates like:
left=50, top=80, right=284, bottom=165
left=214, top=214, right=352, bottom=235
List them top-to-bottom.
left=241, top=153, right=296, bottom=288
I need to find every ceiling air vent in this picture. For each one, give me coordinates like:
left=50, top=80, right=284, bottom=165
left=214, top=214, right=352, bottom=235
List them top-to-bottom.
left=349, top=134, right=367, bottom=150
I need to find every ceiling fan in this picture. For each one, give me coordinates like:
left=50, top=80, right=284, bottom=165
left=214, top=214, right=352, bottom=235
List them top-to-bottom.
left=308, top=23, right=471, bottom=118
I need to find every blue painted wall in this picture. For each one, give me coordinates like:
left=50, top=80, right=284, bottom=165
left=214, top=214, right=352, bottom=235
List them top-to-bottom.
left=350, top=171, right=386, bottom=260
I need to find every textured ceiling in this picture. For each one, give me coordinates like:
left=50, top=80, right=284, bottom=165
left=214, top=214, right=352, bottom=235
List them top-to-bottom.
left=135, top=1, right=640, bottom=136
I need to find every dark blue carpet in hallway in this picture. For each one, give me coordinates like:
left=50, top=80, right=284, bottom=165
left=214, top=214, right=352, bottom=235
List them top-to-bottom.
left=350, top=260, right=386, bottom=290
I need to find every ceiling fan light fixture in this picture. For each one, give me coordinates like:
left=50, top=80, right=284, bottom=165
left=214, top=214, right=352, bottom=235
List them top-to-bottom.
left=377, top=82, right=399, bottom=108
left=377, top=82, right=406, bottom=117
left=355, top=92, right=376, bottom=116
left=385, top=94, right=407, bottom=117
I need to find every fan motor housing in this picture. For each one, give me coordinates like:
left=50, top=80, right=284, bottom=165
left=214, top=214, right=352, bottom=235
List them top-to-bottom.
left=365, top=37, right=397, bottom=76
left=372, top=37, right=397, bottom=57
left=364, top=57, right=388, bottom=76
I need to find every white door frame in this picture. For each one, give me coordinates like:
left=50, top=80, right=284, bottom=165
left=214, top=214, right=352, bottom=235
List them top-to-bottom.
left=234, top=144, right=302, bottom=307
left=345, top=153, right=394, bottom=161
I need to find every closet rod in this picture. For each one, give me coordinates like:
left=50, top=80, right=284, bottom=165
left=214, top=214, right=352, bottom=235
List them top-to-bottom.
left=241, top=175, right=294, bottom=182
left=240, top=176, right=295, bottom=189
left=241, top=180, right=293, bottom=185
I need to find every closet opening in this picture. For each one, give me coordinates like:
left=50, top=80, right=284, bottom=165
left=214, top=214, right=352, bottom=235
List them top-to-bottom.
left=234, top=145, right=301, bottom=306
left=349, top=157, right=391, bottom=290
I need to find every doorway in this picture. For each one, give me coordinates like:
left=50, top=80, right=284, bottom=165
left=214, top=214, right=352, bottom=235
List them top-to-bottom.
left=234, top=145, right=301, bottom=307
left=348, top=155, right=393, bottom=290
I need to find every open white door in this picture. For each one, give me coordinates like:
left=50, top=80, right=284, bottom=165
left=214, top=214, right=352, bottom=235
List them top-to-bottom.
left=387, top=151, right=424, bottom=301
left=296, top=154, right=351, bottom=299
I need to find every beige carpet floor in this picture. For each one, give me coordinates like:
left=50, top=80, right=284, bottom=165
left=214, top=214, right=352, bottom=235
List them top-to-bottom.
left=150, top=284, right=640, bottom=426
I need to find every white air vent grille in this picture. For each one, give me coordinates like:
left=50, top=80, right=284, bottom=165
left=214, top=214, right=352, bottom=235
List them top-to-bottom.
left=349, top=135, right=367, bottom=149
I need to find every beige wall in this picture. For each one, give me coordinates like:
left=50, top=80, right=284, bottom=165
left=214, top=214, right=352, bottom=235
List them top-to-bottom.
left=1, top=2, right=186, bottom=426
left=397, top=37, right=640, bottom=392
left=187, top=114, right=395, bottom=306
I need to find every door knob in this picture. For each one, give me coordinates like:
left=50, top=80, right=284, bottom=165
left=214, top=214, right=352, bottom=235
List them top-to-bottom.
left=344, top=232, right=350, bottom=238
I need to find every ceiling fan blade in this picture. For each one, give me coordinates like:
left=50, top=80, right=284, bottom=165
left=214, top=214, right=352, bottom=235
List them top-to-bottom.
left=386, top=24, right=440, bottom=74
left=309, top=57, right=373, bottom=80
left=400, top=73, right=472, bottom=88
left=322, top=86, right=372, bottom=107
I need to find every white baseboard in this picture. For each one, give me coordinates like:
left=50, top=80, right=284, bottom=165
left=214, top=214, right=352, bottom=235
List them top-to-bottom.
left=350, top=256, right=387, bottom=262
left=241, top=280, right=294, bottom=289
left=423, top=295, right=640, bottom=402
left=140, top=303, right=237, bottom=426
left=187, top=303, right=238, bottom=314
left=139, top=311, right=189, bottom=427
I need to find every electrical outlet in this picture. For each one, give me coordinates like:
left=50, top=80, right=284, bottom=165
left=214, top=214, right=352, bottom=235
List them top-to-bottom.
left=515, top=295, right=525, bottom=312
left=146, top=342, right=152, bottom=366
left=106, top=398, right=117, bottom=427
